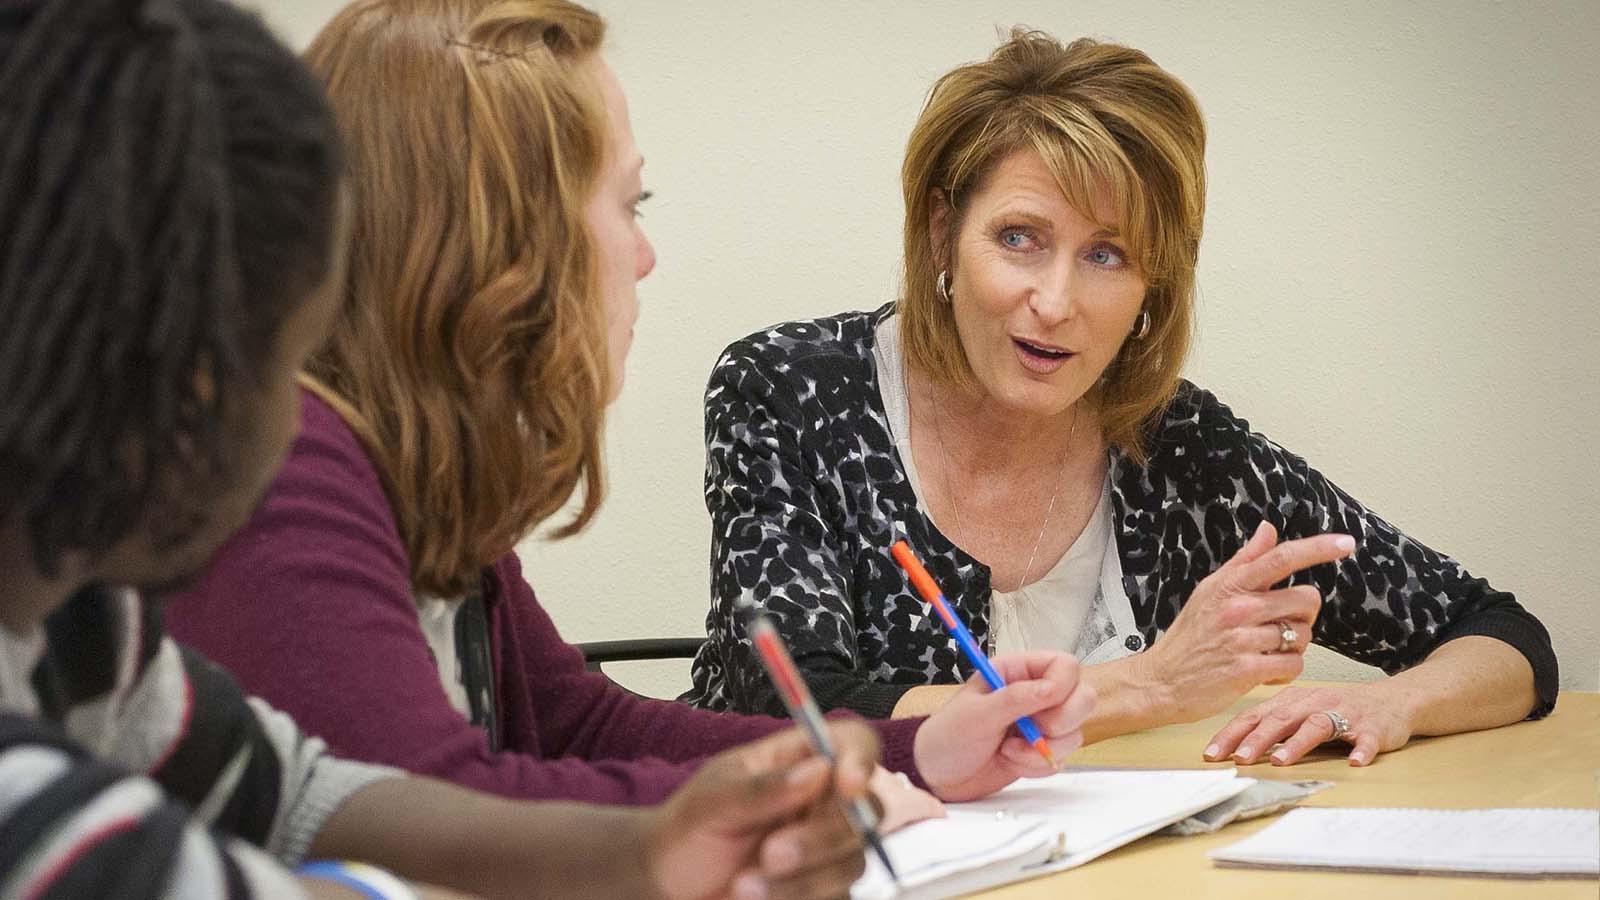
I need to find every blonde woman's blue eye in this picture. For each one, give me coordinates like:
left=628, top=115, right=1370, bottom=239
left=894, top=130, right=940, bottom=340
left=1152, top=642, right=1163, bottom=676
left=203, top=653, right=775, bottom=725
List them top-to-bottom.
left=1001, top=229, right=1028, bottom=248
left=1089, top=246, right=1125, bottom=266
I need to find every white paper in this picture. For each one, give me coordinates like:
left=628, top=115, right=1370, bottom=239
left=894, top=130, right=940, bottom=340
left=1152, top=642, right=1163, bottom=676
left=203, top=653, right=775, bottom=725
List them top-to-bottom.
left=853, top=768, right=1254, bottom=898
left=957, top=768, right=1251, bottom=867
left=1210, top=807, right=1600, bottom=877
left=851, top=811, right=1056, bottom=900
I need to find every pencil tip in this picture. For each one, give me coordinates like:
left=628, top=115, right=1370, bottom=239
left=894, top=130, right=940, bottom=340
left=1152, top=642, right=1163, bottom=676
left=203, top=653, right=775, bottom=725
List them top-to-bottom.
left=869, top=834, right=899, bottom=885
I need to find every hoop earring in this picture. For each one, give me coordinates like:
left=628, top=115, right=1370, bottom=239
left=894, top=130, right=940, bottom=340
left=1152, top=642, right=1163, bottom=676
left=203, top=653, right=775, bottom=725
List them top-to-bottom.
left=936, top=270, right=952, bottom=304
left=1131, top=309, right=1151, bottom=340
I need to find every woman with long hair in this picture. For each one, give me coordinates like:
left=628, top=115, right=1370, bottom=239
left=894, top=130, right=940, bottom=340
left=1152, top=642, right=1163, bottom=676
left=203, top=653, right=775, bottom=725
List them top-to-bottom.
left=168, top=0, right=1095, bottom=811
left=0, top=1, right=885, bottom=897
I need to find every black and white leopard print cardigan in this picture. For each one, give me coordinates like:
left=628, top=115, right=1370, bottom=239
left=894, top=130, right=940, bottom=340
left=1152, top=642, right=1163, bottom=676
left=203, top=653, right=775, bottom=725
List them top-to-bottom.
left=682, top=304, right=1557, bottom=721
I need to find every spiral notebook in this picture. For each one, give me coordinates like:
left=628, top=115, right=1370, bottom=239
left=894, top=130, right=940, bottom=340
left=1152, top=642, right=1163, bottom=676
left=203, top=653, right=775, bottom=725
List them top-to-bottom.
left=852, top=768, right=1254, bottom=899
left=1210, top=807, right=1600, bottom=878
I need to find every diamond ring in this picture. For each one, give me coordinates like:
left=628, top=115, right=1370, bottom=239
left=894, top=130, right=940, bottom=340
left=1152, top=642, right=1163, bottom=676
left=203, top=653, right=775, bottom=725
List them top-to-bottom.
left=1274, top=620, right=1298, bottom=653
left=1320, top=710, right=1351, bottom=741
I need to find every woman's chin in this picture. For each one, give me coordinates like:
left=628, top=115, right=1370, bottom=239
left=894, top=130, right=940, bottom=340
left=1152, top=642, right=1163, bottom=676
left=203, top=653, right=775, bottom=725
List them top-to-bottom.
left=977, top=376, right=1084, bottom=422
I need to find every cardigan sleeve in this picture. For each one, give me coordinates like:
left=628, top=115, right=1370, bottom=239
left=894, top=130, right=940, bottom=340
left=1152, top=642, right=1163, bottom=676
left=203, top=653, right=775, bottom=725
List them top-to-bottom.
left=691, top=346, right=917, bottom=719
left=168, top=390, right=923, bottom=805
left=164, top=391, right=712, bottom=805
left=1194, top=391, right=1558, bottom=718
left=492, top=554, right=924, bottom=780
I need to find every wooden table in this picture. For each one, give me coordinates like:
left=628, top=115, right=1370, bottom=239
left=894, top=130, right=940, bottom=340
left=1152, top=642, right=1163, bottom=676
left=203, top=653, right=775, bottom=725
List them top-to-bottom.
left=975, top=684, right=1600, bottom=899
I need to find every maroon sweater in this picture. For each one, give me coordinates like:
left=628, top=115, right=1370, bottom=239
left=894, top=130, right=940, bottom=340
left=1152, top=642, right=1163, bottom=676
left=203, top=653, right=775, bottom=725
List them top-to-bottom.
left=167, top=389, right=922, bottom=804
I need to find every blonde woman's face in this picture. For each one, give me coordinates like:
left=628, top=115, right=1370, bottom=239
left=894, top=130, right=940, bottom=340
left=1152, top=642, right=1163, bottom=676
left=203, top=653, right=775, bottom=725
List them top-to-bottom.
left=586, top=58, right=656, bottom=404
left=942, top=149, right=1146, bottom=419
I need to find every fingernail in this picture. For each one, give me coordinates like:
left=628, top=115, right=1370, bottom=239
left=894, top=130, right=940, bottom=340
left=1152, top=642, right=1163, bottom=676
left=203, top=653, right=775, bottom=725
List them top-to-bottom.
left=1335, top=535, right=1356, bottom=553
left=1204, top=744, right=1222, bottom=760
left=1232, top=748, right=1251, bottom=762
left=1270, top=749, right=1288, bottom=764
left=1350, top=750, right=1368, bottom=766
left=786, top=759, right=821, bottom=786
left=733, top=874, right=768, bottom=900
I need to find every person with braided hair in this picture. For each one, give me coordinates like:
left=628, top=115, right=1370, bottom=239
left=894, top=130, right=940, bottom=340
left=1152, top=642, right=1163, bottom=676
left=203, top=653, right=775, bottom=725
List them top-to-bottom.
left=0, top=2, right=889, bottom=898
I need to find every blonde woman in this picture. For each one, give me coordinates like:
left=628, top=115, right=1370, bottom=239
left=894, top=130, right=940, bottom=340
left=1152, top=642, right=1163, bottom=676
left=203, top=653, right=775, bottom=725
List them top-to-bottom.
left=168, top=0, right=1095, bottom=815
left=686, top=30, right=1556, bottom=769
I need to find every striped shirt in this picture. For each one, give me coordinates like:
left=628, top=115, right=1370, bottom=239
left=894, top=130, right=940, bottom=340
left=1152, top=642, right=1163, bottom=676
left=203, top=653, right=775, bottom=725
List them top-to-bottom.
left=0, top=584, right=397, bottom=898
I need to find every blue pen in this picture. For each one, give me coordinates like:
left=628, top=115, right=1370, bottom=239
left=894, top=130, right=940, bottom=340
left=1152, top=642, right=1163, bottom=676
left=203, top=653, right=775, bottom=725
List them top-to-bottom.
left=890, top=539, right=1059, bottom=768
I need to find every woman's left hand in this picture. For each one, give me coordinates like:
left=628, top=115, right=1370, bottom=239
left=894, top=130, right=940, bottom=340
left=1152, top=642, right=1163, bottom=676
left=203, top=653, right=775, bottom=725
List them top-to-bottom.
left=1203, top=683, right=1413, bottom=767
left=868, top=766, right=947, bottom=833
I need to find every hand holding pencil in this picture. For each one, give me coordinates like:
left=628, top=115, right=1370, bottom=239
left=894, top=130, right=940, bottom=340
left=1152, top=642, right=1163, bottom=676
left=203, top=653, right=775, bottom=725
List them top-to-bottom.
left=747, top=614, right=902, bottom=884
left=647, top=717, right=883, bottom=900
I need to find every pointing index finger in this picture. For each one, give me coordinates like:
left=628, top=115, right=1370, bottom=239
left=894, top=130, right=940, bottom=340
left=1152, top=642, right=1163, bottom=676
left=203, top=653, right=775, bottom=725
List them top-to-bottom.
left=1231, top=533, right=1355, bottom=592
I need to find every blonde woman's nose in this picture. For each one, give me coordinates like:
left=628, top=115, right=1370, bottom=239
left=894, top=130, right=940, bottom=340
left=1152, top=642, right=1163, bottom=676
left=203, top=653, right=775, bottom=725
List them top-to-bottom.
left=636, top=229, right=657, bottom=281
left=1028, top=266, right=1078, bottom=325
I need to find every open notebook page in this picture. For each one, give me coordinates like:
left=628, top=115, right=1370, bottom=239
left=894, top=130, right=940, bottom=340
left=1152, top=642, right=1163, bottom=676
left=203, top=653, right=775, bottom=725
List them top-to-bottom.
left=854, top=768, right=1253, bottom=899
left=959, top=768, right=1251, bottom=866
left=1211, top=807, right=1600, bottom=877
left=851, top=811, right=1058, bottom=900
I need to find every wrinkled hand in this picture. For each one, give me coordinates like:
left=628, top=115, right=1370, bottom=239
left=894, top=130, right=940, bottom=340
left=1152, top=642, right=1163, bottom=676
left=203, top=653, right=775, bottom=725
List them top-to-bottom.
left=1134, top=522, right=1354, bottom=723
left=913, top=651, right=1095, bottom=802
left=1205, top=682, right=1413, bottom=767
left=647, top=722, right=878, bottom=900
left=868, top=766, right=946, bottom=833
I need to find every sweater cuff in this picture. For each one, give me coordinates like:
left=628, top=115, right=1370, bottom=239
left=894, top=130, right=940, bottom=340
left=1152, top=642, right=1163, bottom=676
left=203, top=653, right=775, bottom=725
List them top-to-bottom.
left=1437, top=609, right=1559, bottom=719
left=871, top=717, right=925, bottom=789
left=275, top=757, right=400, bottom=865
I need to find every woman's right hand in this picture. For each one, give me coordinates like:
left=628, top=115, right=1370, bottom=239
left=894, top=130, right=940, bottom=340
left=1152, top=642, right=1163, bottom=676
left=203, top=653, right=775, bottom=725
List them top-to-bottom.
left=1131, top=522, right=1355, bottom=725
left=913, top=651, right=1096, bottom=802
left=647, top=722, right=878, bottom=900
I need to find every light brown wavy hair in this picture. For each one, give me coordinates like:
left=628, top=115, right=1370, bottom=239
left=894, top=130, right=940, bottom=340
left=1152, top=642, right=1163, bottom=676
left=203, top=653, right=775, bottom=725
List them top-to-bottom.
left=303, top=0, right=610, bottom=596
left=900, top=30, right=1206, bottom=464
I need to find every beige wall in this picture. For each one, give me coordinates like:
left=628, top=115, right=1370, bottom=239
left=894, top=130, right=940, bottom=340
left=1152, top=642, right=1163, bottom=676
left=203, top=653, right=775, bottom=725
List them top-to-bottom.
left=254, top=1, right=1600, bottom=699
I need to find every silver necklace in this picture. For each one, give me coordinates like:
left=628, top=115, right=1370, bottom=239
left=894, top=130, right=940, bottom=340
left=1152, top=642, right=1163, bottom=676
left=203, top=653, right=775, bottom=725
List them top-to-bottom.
left=931, top=401, right=1079, bottom=594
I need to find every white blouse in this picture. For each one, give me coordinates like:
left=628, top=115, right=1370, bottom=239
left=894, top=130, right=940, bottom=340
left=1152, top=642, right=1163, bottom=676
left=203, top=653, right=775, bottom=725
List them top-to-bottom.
left=415, top=594, right=472, bottom=719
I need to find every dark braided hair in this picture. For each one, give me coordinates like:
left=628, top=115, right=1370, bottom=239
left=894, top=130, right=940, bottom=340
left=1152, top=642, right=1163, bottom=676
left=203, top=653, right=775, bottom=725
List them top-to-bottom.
left=0, top=0, right=342, bottom=575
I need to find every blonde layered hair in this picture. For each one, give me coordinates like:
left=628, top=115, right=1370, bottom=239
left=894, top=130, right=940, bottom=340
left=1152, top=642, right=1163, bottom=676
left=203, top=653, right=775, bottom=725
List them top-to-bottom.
left=304, top=0, right=609, bottom=596
left=901, top=31, right=1206, bottom=464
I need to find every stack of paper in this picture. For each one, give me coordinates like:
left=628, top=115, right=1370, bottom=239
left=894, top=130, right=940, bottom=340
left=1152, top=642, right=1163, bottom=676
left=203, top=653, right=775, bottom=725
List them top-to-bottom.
left=853, top=768, right=1253, bottom=899
left=1210, top=807, right=1600, bottom=878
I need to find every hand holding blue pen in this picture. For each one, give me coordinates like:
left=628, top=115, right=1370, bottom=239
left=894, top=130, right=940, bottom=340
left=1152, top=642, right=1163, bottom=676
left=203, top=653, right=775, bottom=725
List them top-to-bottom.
left=891, top=540, right=1060, bottom=768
